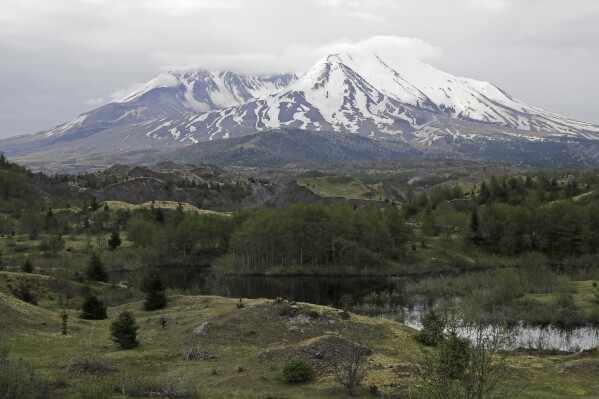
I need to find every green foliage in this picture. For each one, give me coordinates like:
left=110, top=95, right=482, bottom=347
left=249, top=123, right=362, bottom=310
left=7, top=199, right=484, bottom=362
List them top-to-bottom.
left=0, top=155, right=41, bottom=215
left=469, top=173, right=599, bottom=258
left=230, top=202, right=411, bottom=272
left=154, top=207, right=165, bottom=223
left=469, top=208, right=481, bottom=242
left=126, top=210, right=235, bottom=263
left=126, top=216, right=156, bottom=248
left=107, top=230, right=122, bottom=250
left=41, top=232, right=64, bottom=255
left=86, top=253, right=108, bottom=283
left=22, top=258, right=33, bottom=273
left=141, top=269, right=167, bottom=311
left=11, top=280, right=38, bottom=305
left=80, top=294, right=108, bottom=320
left=338, top=294, right=353, bottom=319
left=339, top=294, right=354, bottom=312
left=60, top=310, right=69, bottom=335
left=110, top=310, right=139, bottom=349
left=415, top=310, right=445, bottom=347
left=417, top=317, right=511, bottom=399
left=438, top=332, right=471, bottom=380
left=0, top=341, right=41, bottom=399
left=282, top=358, right=315, bottom=384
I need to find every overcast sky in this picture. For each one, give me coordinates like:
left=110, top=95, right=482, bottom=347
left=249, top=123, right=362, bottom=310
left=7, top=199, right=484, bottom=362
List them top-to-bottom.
left=1, top=0, right=598, bottom=138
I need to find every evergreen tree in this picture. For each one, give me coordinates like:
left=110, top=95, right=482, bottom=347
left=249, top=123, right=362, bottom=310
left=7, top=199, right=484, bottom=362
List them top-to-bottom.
left=478, top=181, right=491, bottom=205
left=90, top=197, right=99, bottom=211
left=45, top=208, right=57, bottom=232
left=154, top=208, right=165, bottom=223
left=470, top=208, right=482, bottom=243
left=107, top=230, right=122, bottom=251
left=85, top=253, right=108, bottom=282
left=22, top=258, right=33, bottom=273
left=141, top=269, right=167, bottom=311
left=79, top=294, right=107, bottom=320
left=60, top=310, right=69, bottom=335
left=110, top=310, right=139, bottom=349
left=415, top=310, right=445, bottom=347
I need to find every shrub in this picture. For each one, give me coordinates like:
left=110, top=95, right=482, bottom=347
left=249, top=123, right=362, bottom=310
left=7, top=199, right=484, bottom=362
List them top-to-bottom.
left=108, top=231, right=121, bottom=251
left=86, top=253, right=108, bottom=283
left=22, top=258, right=33, bottom=273
left=141, top=269, right=167, bottom=311
left=11, top=280, right=38, bottom=305
left=80, top=295, right=107, bottom=320
left=60, top=310, right=68, bottom=335
left=110, top=310, right=139, bottom=349
left=415, top=310, right=444, bottom=347
left=415, top=310, right=511, bottom=399
left=438, top=332, right=471, bottom=380
left=327, top=342, right=371, bottom=395
left=182, top=348, right=216, bottom=361
left=66, top=356, right=120, bottom=375
left=282, top=359, right=315, bottom=384
left=115, top=373, right=198, bottom=398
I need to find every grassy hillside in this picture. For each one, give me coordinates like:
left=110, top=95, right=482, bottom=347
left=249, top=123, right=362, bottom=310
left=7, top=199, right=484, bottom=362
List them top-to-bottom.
left=297, top=176, right=384, bottom=200
left=102, top=200, right=224, bottom=215
left=1, top=290, right=599, bottom=398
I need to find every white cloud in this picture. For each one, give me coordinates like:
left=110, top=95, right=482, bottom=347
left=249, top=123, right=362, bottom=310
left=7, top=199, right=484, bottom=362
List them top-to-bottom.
left=0, top=0, right=598, bottom=138
left=148, top=0, right=242, bottom=15
left=313, top=0, right=393, bottom=9
left=464, top=0, right=510, bottom=11
left=102, top=35, right=441, bottom=104
left=149, top=35, right=441, bottom=76
left=330, top=36, right=443, bottom=63
left=108, top=83, right=148, bottom=102
left=85, top=97, right=106, bottom=106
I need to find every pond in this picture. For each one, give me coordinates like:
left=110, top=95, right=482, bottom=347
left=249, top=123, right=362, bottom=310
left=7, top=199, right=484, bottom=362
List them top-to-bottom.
left=119, top=267, right=599, bottom=352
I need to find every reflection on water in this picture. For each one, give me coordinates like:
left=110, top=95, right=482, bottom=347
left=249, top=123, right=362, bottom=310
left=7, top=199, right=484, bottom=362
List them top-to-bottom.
left=118, top=267, right=599, bottom=352
left=155, top=268, right=407, bottom=308
left=402, top=306, right=599, bottom=352
left=512, top=325, right=599, bottom=352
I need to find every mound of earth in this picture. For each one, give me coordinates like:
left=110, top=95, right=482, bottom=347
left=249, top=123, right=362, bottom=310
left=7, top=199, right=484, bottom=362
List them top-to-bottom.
left=259, top=335, right=372, bottom=373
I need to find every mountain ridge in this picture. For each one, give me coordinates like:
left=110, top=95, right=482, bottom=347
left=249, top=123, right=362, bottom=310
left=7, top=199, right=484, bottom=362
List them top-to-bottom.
left=2, top=51, right=598, bottom=171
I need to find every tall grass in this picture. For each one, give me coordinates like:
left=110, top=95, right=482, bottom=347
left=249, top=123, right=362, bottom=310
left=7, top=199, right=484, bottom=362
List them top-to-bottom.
left=0, top=340, right=42, bottom=399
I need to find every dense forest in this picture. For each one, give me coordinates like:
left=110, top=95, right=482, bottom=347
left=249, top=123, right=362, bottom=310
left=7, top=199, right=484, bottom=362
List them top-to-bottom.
left=3, top=154, right=599, bottom=273
left=119, top=171, right=599, bottom=272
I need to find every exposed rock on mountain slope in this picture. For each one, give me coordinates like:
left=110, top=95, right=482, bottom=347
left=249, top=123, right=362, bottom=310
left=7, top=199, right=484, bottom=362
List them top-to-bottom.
left=2, top=52, right=598, bottom=170
left=167, top=129, right=420, bottom=167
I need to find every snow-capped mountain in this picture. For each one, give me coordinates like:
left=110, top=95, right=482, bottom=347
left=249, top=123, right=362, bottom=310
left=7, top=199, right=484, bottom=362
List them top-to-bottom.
left=2, top=51, right=599, bottom=171
left=134, top=52, right=599, bottom=145
left=21, top=70, right=296, bottom=142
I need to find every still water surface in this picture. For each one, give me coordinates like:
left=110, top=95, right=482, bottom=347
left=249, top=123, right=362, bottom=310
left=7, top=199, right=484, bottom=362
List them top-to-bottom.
left=146, top=268, right=599, bottom=352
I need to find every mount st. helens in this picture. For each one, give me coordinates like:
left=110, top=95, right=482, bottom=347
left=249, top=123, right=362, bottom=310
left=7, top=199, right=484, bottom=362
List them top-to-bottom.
left=2, top=52, right=599, bottom=171
left=153, top=52, right=599, bottom=143
left=0, top=71, right=295, bottom=156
